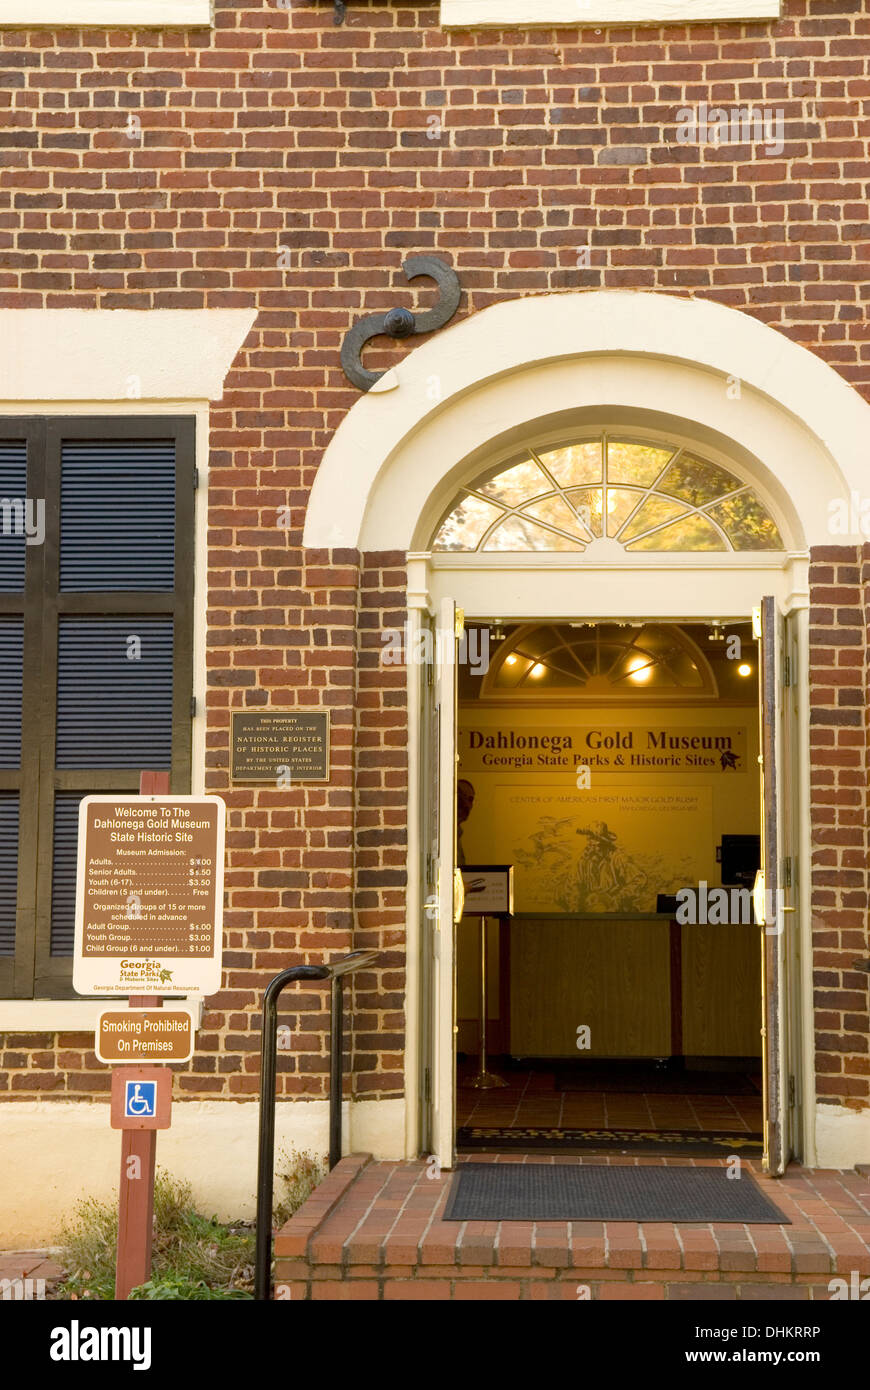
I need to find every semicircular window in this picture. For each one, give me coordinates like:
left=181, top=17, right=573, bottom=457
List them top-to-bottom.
left=431, top=436, right=784, bottom=553
left=484, top=623, right=717, bottom=698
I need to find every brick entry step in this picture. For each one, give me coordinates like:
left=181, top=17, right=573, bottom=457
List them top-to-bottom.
left=274, top=1154, right=870, bottom=1302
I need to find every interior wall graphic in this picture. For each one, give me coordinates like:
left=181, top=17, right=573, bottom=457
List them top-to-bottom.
left=458, top=705, right=759, bottom=914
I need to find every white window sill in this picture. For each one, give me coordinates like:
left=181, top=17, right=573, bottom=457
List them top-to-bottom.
left=0, top=0, right=212, bottom=26
left=441, top=1, right=781, bottom=26
left=0, top=999, right=202, bottom=1032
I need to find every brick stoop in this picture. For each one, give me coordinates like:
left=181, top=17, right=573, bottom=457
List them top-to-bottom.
left=274, top=1154, right=870, bottom=1301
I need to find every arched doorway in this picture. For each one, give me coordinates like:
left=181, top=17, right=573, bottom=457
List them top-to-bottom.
left=306, top=290, right=870, bottom=1172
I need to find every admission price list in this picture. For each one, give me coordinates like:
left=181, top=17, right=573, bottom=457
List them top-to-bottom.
left=81, top=803, right=220, bottom=958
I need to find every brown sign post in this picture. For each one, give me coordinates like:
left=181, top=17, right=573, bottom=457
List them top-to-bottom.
left=73, top=770, right=226, bottom=1299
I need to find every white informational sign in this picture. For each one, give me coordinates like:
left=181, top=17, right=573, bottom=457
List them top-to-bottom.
left=73, top=795, right=226, bottom=997
left=460, top=864, right=514, bottom=916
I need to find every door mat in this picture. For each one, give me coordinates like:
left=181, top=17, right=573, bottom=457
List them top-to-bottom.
left=554, top=1064, right=761, bottom=1096
left=456, top=1125, right=764, bottom=1157
left=444, top=1162, right=789, bottom=1224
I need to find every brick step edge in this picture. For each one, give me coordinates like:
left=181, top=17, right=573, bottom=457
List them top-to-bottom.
left=274, top=1153, right=372, bottom=1259
left=275, top=1275, right=842, bottom=1302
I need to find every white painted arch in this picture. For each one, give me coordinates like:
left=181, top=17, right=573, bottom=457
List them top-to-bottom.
left=305, top=290, right=870, bottom=561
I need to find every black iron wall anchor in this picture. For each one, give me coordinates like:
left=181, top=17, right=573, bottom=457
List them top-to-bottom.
left=340, top=256, right=462, bottom=393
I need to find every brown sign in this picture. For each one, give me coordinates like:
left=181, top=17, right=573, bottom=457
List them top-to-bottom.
left=231, top=709, right=330, bottom=783
left=73, top=795, right=226, bottom=997
left=96, top=1008, right=195, bottom=1064
left=110, top=1066, right=172, bottom=1131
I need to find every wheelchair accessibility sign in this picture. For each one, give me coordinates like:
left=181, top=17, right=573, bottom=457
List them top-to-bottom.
left=110, top=1066, right=171, bottom=1131
left=125, top=1081, right=156, bottom=1118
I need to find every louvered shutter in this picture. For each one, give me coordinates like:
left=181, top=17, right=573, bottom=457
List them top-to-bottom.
left=60, top=440, right=176, bottom=592
left=0, top=442, right=27, bottom=592
left=56, top=617, right=174, bottom=768
left=0, top=795, right=18, bottom=956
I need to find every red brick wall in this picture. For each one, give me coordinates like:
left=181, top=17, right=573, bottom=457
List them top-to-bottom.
left=0, top=1, right=867, bottom=1112
left=808, top=546, right=870, bottom=1110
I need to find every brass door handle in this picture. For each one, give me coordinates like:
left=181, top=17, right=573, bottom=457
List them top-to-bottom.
left=453, top=867, right=465, bottom=924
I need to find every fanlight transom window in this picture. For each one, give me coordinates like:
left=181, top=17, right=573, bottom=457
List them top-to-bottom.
left=432, top=435, right=784, bottom=553
left=485, top=623, right=717, bottom=698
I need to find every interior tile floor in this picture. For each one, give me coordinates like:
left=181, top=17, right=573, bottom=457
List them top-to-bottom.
left=456, top=1060, right=763, bottom=1134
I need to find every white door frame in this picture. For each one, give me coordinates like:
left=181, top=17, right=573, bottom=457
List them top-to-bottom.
left=403, top=552, right=813, bottom=1164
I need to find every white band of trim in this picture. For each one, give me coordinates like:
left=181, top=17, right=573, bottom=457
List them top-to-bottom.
left=0, top=0, right=212, bottom=25
left=441, top=1, right=781, bottom=25
left=0, top=309, right=256, bottom=403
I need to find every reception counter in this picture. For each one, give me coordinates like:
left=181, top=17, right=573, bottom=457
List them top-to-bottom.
left=457, top=912, right=762, bottom=1062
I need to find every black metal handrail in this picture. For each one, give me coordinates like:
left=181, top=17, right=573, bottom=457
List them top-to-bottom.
left=254, top=949, right=379, bottom=1301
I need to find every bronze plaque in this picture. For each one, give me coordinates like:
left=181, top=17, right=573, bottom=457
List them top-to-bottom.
left=231, top=709, right=330, bottom=783
left=73, top=795, right=225, bottom=997
left=96, top=1008, right=195, bottom=1064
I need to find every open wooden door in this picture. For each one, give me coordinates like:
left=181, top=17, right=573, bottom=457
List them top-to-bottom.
left=754, top=597, right=793, bottom=1176
left=430, top=598, right=462, bottom=1169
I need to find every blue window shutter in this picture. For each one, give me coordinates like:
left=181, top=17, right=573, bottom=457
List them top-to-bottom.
left=60, top=439, right=176, bottom=592
left=0, top=443, right=27, bottom=592
left=56, top=617, right=174, bottom=768
left=0, top=620, right=23, bottom=768
left=0, top=794, right=19, bottom=956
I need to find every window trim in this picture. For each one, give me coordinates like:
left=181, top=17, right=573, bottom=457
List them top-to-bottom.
left=0, top=0, right=212, bottom=27
left=441, top=1, right=782, bottom=27
left=0, top=415, right=195, bottom=1001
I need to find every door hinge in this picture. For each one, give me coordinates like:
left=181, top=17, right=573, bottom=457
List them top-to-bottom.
left=192, top=466, right=199, bottom=491
left=783, top=654, right=792, bottom=687
left=190, top=695, right=197, bottom=719
left=783, top=857, right=792, bottom=890
left=424, top=1067, right=431, bottom=1103
left=788, top=1075, right=795, bottom=1108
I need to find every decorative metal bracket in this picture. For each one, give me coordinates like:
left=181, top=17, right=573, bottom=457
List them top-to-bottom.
left=334, top=0, right=346, bottom=23
left=340, top=256, right=462, bottom=393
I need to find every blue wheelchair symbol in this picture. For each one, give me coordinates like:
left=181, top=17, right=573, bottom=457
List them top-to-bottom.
left=124, top=1080, right=156, bottom=1119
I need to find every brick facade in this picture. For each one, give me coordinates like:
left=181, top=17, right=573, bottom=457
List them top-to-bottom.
left=0, top=2, right=868, bottom=1119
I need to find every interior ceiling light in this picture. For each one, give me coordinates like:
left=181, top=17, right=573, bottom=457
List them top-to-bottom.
left=505, top=654, right=517, bottom=666
left=627, top=658, right=654, bottom=684
left=530, top=662, right=546, bottom=677
left=737, top=663, right=752, bottom=677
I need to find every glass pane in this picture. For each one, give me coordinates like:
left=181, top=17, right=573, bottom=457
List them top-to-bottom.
left=537, top=441, right=602, bottom=487
left=607, top=441, right=673, bottom=487
left=657, top=453, right=744, bottom=507
left=478, top=458, right=550, bottom=507
left=605, top=487, right=644, bottom=537
left=565, top=488, right=604, bottom=537
left=707, top=493, right=784, bottom=550
left=432, top=494, right=502, bottom=551
left=523, top=495, right=589, bottom=540
left=619, top=495, right=689, bottom=541
left=626, top=515, right=727, bottom=551
left=482, top=517, right=579, bottom=551
left=661, top=651, right=706, bottom=687
left=610, top=652, right=667, bottom=686
left=494, top=653, right=536, bottom=688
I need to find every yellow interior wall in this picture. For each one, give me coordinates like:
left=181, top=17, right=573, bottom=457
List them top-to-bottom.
left=457, top=698, right=761, bottom=1059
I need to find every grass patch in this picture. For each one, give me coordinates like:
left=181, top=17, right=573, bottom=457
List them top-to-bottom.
left=54, top=1149, right=326, bottom=1301
left=56, top=1170, right=255, bottom=1301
